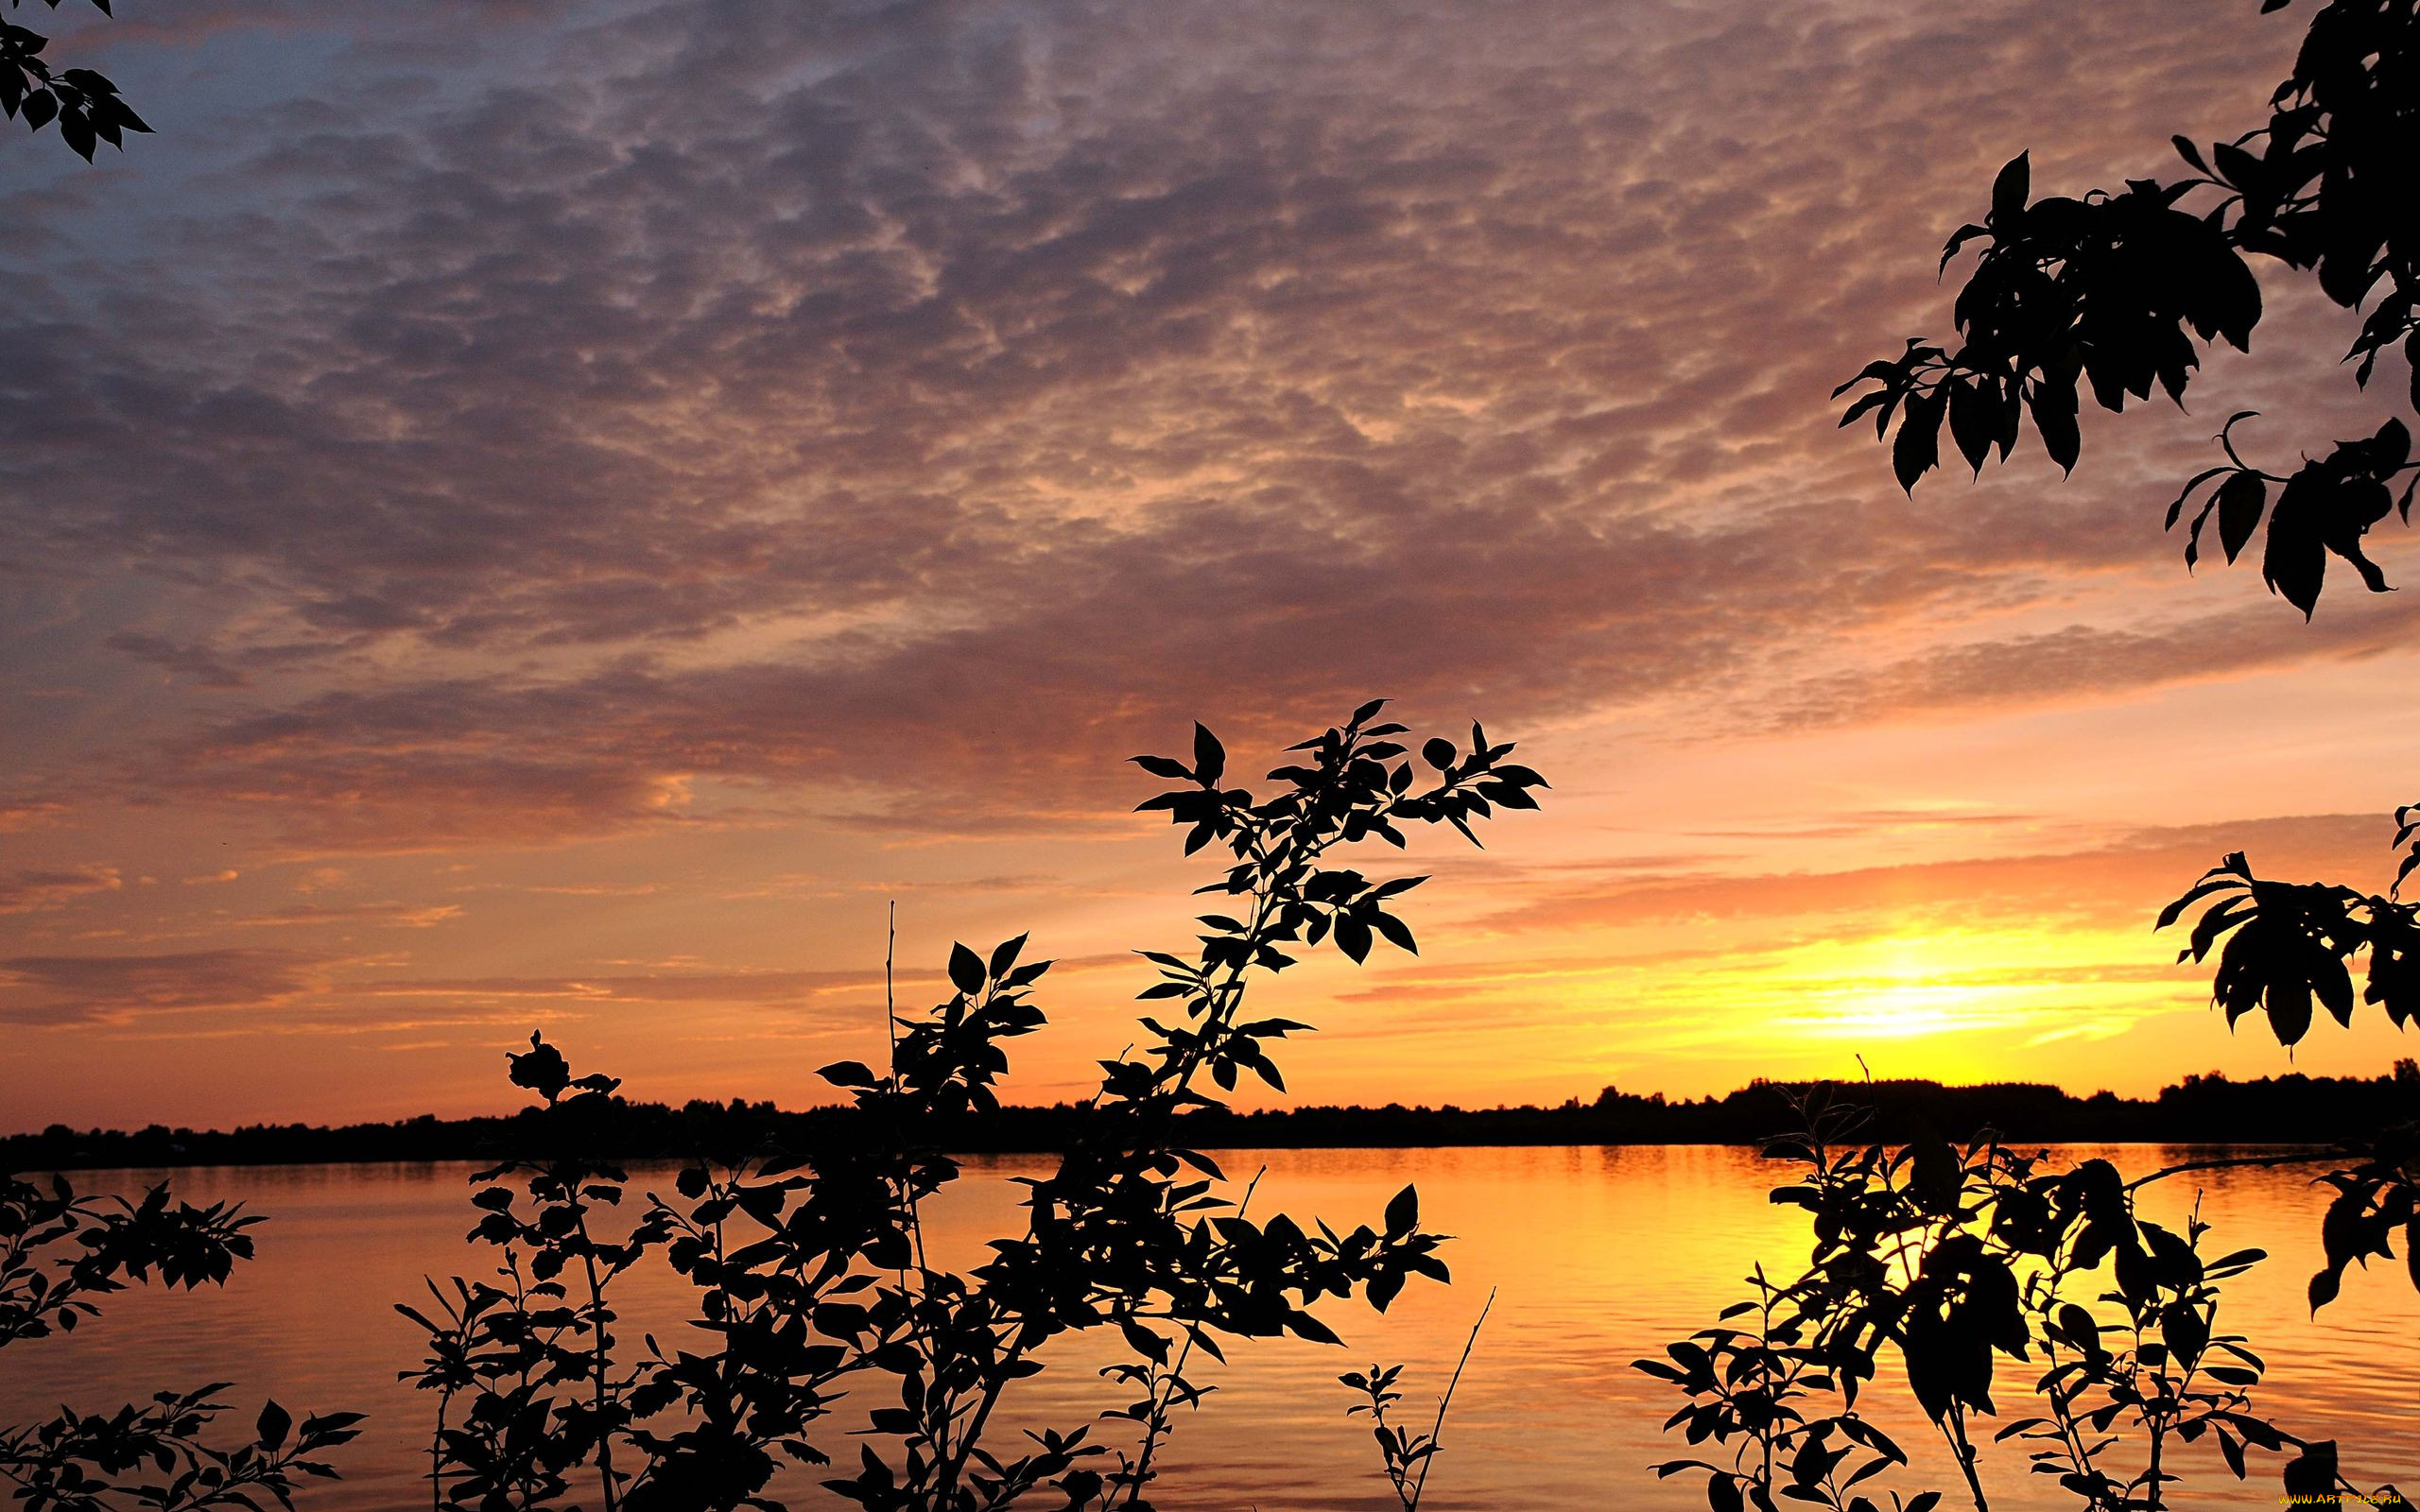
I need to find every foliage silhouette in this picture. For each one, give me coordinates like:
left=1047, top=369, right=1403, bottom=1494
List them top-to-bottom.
left=3, top=0, right=147, bottom=161
left=1834, top=0, right=2418, bottom=618
left=1839, top=0, right=2420, bottom=1318
left=1742, top=9, right=2420, bottom=1484
left=399, top=701, right=1545, bottom=1512
left=2156, top=823, right=2417, bottom=1051
left=1636, top=1090, right=2409, bottom=1512
left=0, top=1170, right=362, bottom=1508
left=1337, top=1289, right=1491, bottom=1512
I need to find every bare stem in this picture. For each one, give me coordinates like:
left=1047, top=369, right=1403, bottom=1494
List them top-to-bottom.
left=889, top=900, right=931, bottom=1279
left=2122, top=1151, right=2337, bottom=1193
left=570, top=1211, right=619, bottom=1512
left=1407, top=1287, right=1495, bottom=1512
left=1945, top=1406, right=1989, bottom=1512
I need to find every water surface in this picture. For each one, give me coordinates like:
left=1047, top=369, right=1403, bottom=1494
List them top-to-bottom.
left=8, top=1146, right=2411, bottom=1509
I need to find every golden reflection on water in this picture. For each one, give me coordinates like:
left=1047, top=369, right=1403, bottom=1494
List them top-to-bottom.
left=6, top=1146, right=2411, bottom=1510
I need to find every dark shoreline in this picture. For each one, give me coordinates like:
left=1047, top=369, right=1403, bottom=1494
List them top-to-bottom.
left=12, top=1067, right=2414, bottom=1172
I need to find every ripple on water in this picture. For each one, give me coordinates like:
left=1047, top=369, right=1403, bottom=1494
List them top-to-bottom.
left=5, top=1147, right=2411, bottom=1511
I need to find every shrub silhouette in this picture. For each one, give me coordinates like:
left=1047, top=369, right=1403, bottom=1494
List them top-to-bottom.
left=1825, top=0, right=2417, bottom=1362
left=1842, top=0, right=2420, bottom=1320
left=1651, top=4, right=2420, bottom=1505
left=400, top=701, right=1547, bottom=1512
left=2154, top=823, right=2420, bottom=1315
left=1636, top=1087, right=2410, bottom=1512
left=0, top=1170, right=363, bottom=1507
left=1337, top=1289, right=1493, bottom=1512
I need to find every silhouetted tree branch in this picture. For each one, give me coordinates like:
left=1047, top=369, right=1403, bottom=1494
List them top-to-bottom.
left=3, top=0, right=148, bottom=161
left=1837, top=0, right=2417, bottom=619
left=1842, top=0, right=2420, bottom=1322
left=398, top=702, right=1547, bottom=1512
left=0, top=1171, right=362, bottom=1506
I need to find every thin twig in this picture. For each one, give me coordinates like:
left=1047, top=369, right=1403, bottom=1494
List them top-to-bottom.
left=883, top=898, right=952, bottom=1491
left=888, top=901, right=930, bottom=1278
left=2122, top=1150, right=2339, bottom=1193
left=568, top=1210, right=619, bottom=1512
left=1407, top=1287, right=1495, bottom=1512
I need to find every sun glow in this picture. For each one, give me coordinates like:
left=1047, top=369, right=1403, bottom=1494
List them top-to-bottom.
left=1541, top=921, right=2206, bottom=1089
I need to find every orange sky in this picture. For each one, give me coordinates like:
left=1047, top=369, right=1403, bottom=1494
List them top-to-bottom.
left=3, top=0, right=2415, bottom=1131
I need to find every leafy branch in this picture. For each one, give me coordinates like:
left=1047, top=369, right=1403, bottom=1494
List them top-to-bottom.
left=3, top=0, right=148, bottom=160
left=1836, top=0, right=2419, bottom=616
left=396, top=702, right=1546, bottom=1512
left=2, top=1170, right=363, bottom=1508
left=1339, top=1287, right=1494, bottom=1512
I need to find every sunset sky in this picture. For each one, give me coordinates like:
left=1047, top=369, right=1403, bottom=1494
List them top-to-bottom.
left=5, top=0, right=2416, bottom=1133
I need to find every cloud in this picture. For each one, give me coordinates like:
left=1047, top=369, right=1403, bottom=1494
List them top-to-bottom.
left=3, top=0, right=2415, bottom=1122
left=5, top=0, right=2404, bottom=854
left=1761, top=597, right=2420, bottom=731
left=0, top=804, right=66, bottom=833
left=1478, top=812, right=2394, bottom=935
left=0, top=865, right=122, bottom=915
left=229, top=901, right=462, bottom=929
left=0, top=949, right=332, bottom=1025
left=363, top=949, right=1132, bottom=1010
left=362, top=967, right=883, bottom=1007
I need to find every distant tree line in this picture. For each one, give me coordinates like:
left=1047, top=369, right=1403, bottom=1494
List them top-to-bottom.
left=14, top=1064, right=2415, bottom=1173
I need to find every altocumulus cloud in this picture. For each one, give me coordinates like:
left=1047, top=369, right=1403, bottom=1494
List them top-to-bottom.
left=5, top=0, right=2404, bottom=853
left=0, top=866, right=123, bottom=915
left=0, top=950, right=334, bottom=1026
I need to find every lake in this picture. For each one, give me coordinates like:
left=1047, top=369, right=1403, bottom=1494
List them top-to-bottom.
left=6, top=1145, right=2411, bottom=1509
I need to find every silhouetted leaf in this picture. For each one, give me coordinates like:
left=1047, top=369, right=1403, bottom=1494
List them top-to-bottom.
left=1988, top=153, right=2029, bottom=221
left=1948, top=380, right=1996, bottom=475
left=2028, top=381, right=2080, bottom=473
left=1893, top=388, right=1945, bottom=493
left=2216, top=472, right=2267, bottom=563
left=2263, top=473, right=2327, bottom=617
left=1192, top=723, right=1225, bottom=785
left=948, top=941, right=985, bottom=995
left=2308, top=1267, right=2341, bottom=1314
left=255, top=1400, right=291, bottom=1451
left=2283, top=1440, right=2339, bottom=1500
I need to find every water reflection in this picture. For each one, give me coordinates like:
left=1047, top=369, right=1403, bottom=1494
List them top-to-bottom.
left=5, top=1147, right=2409, bottom=1510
